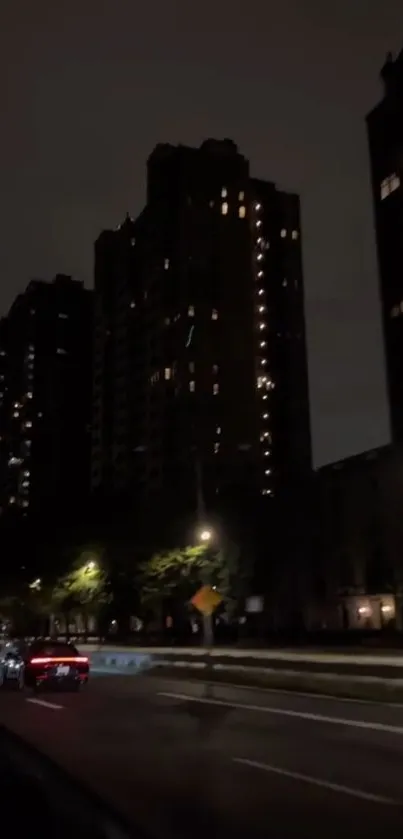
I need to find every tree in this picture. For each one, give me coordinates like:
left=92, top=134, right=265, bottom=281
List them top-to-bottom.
left=51, top=549, right=109, bottom=637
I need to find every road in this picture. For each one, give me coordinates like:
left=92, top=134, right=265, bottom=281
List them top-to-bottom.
left=2, top=674, right=403, bottom=838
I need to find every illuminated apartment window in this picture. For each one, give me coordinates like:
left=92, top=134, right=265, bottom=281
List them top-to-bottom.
left=380, top=173, right=400, bottom=200
left=221, top=188, right=227, bottom=198
left=238, top=191, right=245, bottom=201
left=221, top=202, right=228, bottom=215
left=255, top=202, right=262, bottom=211
left=239, top=206, right=246, bottom=218
left=280, top=228, right=287, bottom=238
left=292, top=230, right=299, bottom=240
left=130, top=238, right=135, bottom=246
left=257, top=253, right=263, bottom=262
left=164, top=258, right=170, bottom=270
left=257, top=270, right=264, bottom=278
left=282, top=279, right=288, bottom=287
left=258, top=288, right=264, bottom=296
left=130, top=301, right=136, bottom=309
left=188, top=305, right=195, bottom=317
left=258, top=305, right=266, bottom=313
left=30, top=309, right=35, bottom=315
left=212, top=309, right=218, bottom=320
left=58, top=312, right=68, bottom=319
left=259, top=322, right=266, bottom=330
left=57, top=348, right=67, bottom=355
left=261, top=358, right=267, bottom=366
left=189, top=362, right=195, bottom=373
left=212, top=364, right=219, bottom=374
left=164, top=367, right=171, bottom=380
left=257, top=376, right=266, bottom=389
left=189, top=380, right=195, bottom=392
left=213, top=383, right=219, bottom=395
left=27, top=391, right=33, bottom=398
left=13, top=411, right=19, bottom=418
left=262, top=413, right=269, bottom=420
left=24, top=421, right=32, bottom=429
left=216, top=426, right=221, bottom=435
left=214, top=442, right=220, bottom=454
left=263, top=450, right=270, bottom=457
left=265, top=468, right=271, bottom=476
left=262, top=488, right=272, bottom=496
left=9, top=496, right=16, bottom=505
left=22, top=500, right=29, bottom=508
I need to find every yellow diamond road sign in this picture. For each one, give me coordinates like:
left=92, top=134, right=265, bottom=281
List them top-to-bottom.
left=191, top=585, right=222, bottom=616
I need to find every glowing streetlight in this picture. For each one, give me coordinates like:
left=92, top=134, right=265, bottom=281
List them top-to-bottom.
left=199, top=529, right=212, bottom=543
left=85, top=560, right=96, bottom=573
left=29, top=578, right=41, bottom=591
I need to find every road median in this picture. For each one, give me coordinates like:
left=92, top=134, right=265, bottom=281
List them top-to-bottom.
left=147, top=661, right=403, bottom=703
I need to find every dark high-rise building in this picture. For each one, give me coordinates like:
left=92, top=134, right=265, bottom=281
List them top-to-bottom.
left=367, top=48, right=403, bottom=441
left=92, top=140, right=311, bottom=514
left=0, top=275, right=93, bottom=520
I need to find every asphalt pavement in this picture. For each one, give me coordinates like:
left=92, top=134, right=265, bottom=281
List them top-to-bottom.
left=2, top=673, right=403, bottom=838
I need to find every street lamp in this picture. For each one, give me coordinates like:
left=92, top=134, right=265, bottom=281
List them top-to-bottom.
left=199, top=528, right=212, bottom=543
left=85, top=560, right=96, bottom=573
left=29, top=578, right=41, bottom=591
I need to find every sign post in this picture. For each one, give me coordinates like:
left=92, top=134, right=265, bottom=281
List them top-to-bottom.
left=191, top=585, right=223, bottom=696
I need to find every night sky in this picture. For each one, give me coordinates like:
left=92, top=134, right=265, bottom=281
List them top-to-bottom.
left=1, top=2, right=402, bottom=467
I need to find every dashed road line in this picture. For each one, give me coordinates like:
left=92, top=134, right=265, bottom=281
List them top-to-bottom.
left=26, top=698, right=64, bottom=710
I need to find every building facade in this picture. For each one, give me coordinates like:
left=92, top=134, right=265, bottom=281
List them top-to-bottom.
left=367, top=47, right=403, bottom=441
left=92, top=140, right=311, bottom=518
left=0, top=275, right=93, bottom=520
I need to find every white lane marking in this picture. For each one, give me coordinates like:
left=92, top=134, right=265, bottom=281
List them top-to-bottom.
left=168, top=676, right=403, bottom=708
left=158, top=691, right=403, bottom=735
left=26, top=698, right=64, bottom=710
left=233, top=757, right=400, bottom=806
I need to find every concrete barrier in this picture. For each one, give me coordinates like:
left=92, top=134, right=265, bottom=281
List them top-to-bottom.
left=88, top=650, right=154, bottom=674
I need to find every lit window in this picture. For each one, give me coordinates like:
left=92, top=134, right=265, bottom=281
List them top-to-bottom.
left=380, top=173, right=400, bottom=200
left=221, top=188, right=227, bottom=198
left=238, top=191, right=244, bottom=201
left=209, top=200, right=214, bottom=208
left=221, top=202, right=228, bottom=215
left=255, top=203, right=262, bottom=211
left=239, top=206, right=246, bottom=218
left=256, top=220, right=262, bottom=228
left=280, top=229, right=287, bottom=238
left=292, top=230, right=299, bottom=240
left=130, top=237, right=135, bottom=246
left=257, top=253, right=263, bottom=262
left=164, top=258, right=170, bottom=270
left=257, top=270, right=264, bottom=278
left=282, top=279, right=288, bottom=287
left=258, top=289, right=264, bottom=296
left=130, top=301, right=136, bottom=309
left=188, top=305, right=195, bottom=317
left=258, top=305, right=266, bottom=313
left=30, top=309, right=35, bottom=315
left=212, top=309, right=218, bottom=320
left=58, top=312, right=68, bottom=319
left=259, top=322, right=266, bottom=330
left=57, top=348, right=67, bottom=355
left=28, top=353, right=34, bottom=360
left=261, top=359, right=267, bottom=365
left=189, top=362, right=195, bottom=373
left=212, top=364, right=219, bottom=374
left=164, top=367, right=171, bottom=380
left=257, top=376, right=266, bottom=389
left=189, top=381, right=195, bottom=392
left=213, top=383, right=219, bottom=395
left=262, top=394, right=268, bottom=400
left=13, top=411, right=19, bottom=418
left=37, top=412, right=43, bottom=418
left=262, top=413, right=269, bottom=419
left=24, top=421, right=32, bottom=428
left=216, top=426, right=221, bottom=435
left=262, top=431, right=270, bottom=439
left=214, top=442, right=220, bottom=454
left=263, top=450, right=270, bottom=457
left=265, top=468, right=271, bottom=475
left=24, top=470, right=30, bottom=477
left=22, top=481, right=29, bottom=488
left=262, top=488, right=272, bottom=496
left=9, top=496, right=16, bottom=504
left=22, top=500, right=29, bottom=508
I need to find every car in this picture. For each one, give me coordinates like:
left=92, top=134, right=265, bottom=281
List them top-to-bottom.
left=0, top=640, right=89, bottom=692
left=0, top=643, right=25, bottom=690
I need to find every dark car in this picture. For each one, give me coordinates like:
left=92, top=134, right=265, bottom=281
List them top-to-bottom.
left=1, top=640, right=89, bottom=692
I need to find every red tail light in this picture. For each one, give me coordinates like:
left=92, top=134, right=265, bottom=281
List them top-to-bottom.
left=30, top=656, right=89, bottom=665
